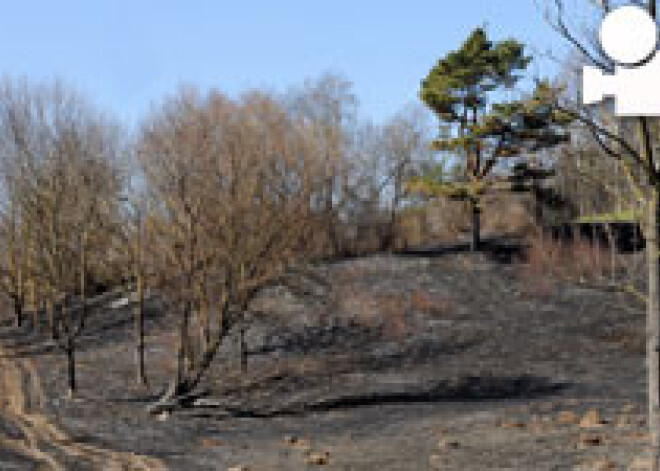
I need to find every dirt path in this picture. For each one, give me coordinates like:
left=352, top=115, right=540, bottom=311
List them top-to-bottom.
left=0, top=344, right=166, bottom=471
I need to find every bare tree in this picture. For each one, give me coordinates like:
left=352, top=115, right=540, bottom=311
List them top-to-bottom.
left=546, top=0, right=660, bottom=465
left=287, top=73, right=358, bottom=255
left=0, top=78, right=125, bottom=397
left=139, top=87, right=321, bottom=410
left=381, top=105, right=434, bottom=250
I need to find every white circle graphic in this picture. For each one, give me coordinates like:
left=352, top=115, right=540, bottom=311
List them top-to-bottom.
left=600, top=5, right=658, bottom=64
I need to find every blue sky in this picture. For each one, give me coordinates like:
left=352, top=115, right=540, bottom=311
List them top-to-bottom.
left=0, top=1, right=570, bottom=127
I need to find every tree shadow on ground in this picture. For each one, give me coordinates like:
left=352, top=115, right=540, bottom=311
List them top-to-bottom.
left=395, top=236, right=527, bottom=264
left=187, top=374, right=569, bottom=419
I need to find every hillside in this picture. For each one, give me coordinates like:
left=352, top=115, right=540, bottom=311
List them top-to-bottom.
left=0, top=243, right=652, bottom=470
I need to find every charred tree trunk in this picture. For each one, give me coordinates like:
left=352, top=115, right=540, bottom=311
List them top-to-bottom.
left=470, top=198, right=481, bottom=252
left=134, top=274, right=147, bottom=386
left=28, top=281, right=38, bottom=332
left=13, top=296, right=22, bottom=328
left=47, top=296, right=57, bottom=340
left=148, top=298, right=231, bottom=414
left=168, top=298, right=193, bottom=399
left=240, top=326, right=248, bottom=373
left=66, top=335, right=76, bottom=398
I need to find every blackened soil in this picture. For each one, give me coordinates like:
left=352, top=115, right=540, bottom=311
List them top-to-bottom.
left=0, top=247, right=652, bottom=470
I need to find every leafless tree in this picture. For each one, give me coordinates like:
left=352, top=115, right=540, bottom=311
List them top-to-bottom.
left=545, top=0, right=660, bottom=465
left=0, top=78, right=126, bottom=397
left=139, top=87, right=321, bottom=410
left=381, top=105, right=434, bottom=250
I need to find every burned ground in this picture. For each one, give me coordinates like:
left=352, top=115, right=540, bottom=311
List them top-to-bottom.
left=0, top=246, right=653, bottom=470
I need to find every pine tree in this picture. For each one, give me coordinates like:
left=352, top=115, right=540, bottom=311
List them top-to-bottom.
left=417, top=29, right=570, bottom=249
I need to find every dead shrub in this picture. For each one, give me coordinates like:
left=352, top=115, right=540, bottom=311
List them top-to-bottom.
left=521, top=232, right=613, bottom=295
left=522, top=273, right=556, bottom=298
left=331, top=282, right=454, bottom=338
left=331, top=284, right=380, bottom=327
left=409, top=290, right=456, bottom=318
left=409, top=290, right=433, bottom=314
left=377, top=294, right=407, bottom=339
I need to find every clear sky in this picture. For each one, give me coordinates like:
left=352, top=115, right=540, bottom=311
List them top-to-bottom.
left=0, top=1, right=570, bottom=127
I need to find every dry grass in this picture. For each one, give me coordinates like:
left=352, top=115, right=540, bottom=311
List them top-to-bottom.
left=520, top=232, right=617, bottom=297
left=333, top=287, right=456, bottom=341
left=409, top=290, right=455, bottom=318
left=377, top=294, right=408, bottom=339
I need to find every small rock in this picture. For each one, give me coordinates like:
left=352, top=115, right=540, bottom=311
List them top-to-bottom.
left=580, top=409, right=607, bottom=428
left=156, top=411, right=169, bottom=422
left=558, top=411, right=580, bottom=425
left=500, top=420, right=526, bottom=429
left=579, top=433, right=604, bottom=448
left=283, top=435, right=310, bottom=450
left=283, top=435, right=299, bottom=445
left=201, top=437, right=223, bottom=448
left=438, top=438, right=460, bottom=449
left=306, top=451, right=330, bottom=465
left=576, top=458, right=616, bottom=471
left=227, top=466, right=250, bottom=471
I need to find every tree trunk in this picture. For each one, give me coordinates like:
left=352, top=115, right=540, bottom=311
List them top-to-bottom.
left=648, top=3, right=659, bottom=465
left=637, top=105, right=660, bottom=469
left=389, top=168, right=403, bottom=252
left=648, top=186, right=660, bottom=469
left=470, top=198, right=481, bottom=252
left=388, top=206, right=397, bottom=252
left=606, top=223, right=616, bottom=283
left=134, top=274, right=147, bottom=386
left=29, top=281, right=38, bottom=332
left=13, top=296, right=22, bottom=328
left=47, top=297, right=57, bottom=340
left=173, top=299, right=192, bottom=396
left=240, top=326, right=248, bottom=373
left=66, top=337, right=76, bottom=398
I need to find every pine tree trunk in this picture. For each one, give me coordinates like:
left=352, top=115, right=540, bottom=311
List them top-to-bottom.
left=648, top=187, right=660, bottom=469
left=470, top=198, right=481, bottom=252
left=389, top=206, right=397, bottom=252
